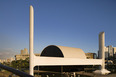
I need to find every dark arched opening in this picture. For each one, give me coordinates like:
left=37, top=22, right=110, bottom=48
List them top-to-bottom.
left=40, top=45, right=64, bottom=57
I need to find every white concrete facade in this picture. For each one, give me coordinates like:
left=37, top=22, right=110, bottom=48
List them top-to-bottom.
left=41, top=45, right=86, bottom=59
left=34, top=56, right=102, bottom=66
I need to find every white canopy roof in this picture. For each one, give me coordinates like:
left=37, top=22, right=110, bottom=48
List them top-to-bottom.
left=40, top=45, right=86, bottom=59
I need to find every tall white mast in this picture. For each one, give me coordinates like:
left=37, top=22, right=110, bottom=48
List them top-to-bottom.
left=29, top=5, right=34, bottom=76
left=94, top=32, right=110, bottom=75
left=99, top=32, right=105, bottom=69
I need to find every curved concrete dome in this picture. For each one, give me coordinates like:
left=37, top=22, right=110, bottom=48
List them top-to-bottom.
left=40, top=45, right=86, bottom=59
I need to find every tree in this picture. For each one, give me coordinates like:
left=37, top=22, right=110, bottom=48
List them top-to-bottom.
left=11, top=59, right=29, bottom=71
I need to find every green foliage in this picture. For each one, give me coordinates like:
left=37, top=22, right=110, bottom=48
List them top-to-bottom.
left=108, top=56, right=114, bottom=60
left=10, top=58, right=29, bottom=71
left=113, top=59, right=116, bottom=64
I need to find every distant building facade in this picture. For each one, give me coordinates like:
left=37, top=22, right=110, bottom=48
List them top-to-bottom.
left=104, top=45, right=116, bottom=58
left=113, top=47, right=116, bottom=58
left=15, top=48, right=40, bottom=60
left=21, top=48, right=28, bottom=55
left=85, top=53, right=97, bottom=59
left=15, top=54, right=40, bottom=60
left=0, top=57, right=15, bottom=63
left=6, top=58, right=15, bottom=63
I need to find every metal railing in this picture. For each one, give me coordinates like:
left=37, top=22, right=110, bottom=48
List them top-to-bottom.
left=0, top=63, right=33, bottom=77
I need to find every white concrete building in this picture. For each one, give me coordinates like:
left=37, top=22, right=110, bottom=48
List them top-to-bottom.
left=29, top=5, right=110, bottom=75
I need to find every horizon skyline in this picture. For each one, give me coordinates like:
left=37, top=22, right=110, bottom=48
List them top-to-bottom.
left=0, top=0, right=116, bottom=59
left=1, top=44, right=116, bottom=60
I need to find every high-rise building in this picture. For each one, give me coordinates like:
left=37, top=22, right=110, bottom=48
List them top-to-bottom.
left=104, top=45, right=116, bottom=58
left=108, top=45, right=113, bottom=57
left=105, top=47, right=108, bottom=58
left=113, top=47, right=116, bottom=58
left=15, top=48, right=40, bottom=60
left=21, top=48, right=28, bottom=55
left=24, top=48, right=28, bottom=54
left=21, top=50, right=24, bottom=55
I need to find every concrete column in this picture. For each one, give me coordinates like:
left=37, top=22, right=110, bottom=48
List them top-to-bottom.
left=29, top=5, right=34, bottom=76
left=94, top=32, right=110, bottom=75
left=99, top=32, right=105, bottom=69
left=61, top=66, right=63, bottom=73
left=73, top=72, right=76, bottom=77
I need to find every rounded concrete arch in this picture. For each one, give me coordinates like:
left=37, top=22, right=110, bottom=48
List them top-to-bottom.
left=40, top=45, right=86, bottom=59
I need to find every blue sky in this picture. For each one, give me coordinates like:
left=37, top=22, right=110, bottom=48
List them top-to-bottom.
left=0, top=0, right=116, bottom=59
